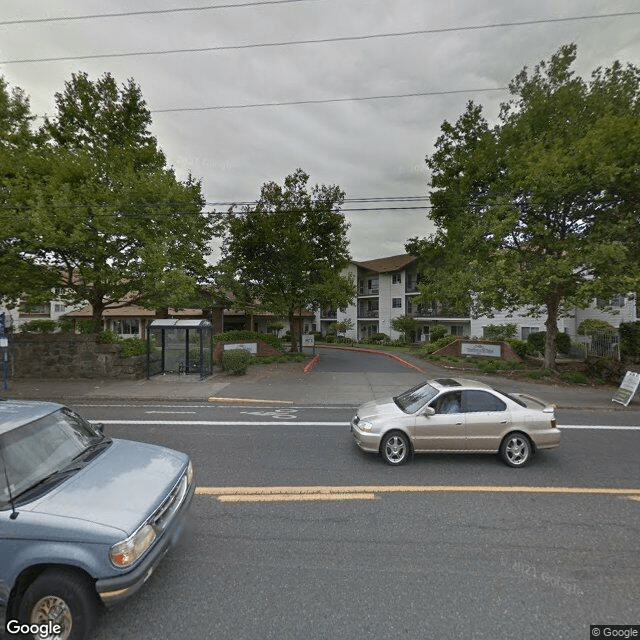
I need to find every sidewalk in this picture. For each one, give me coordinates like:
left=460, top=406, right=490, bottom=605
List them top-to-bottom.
left=1, top=348, right=638, bottom=411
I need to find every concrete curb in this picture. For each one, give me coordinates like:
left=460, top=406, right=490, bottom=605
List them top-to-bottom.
left=303, top=354, right=321, bottom=373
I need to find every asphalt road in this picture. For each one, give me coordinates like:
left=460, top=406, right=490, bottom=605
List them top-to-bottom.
left=69, top=349, right=640, bottom=639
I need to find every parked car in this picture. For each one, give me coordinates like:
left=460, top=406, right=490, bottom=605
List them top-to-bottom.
left=351, top=378, right=560, bottom=467
left=0, top=400, right=195, bottom=640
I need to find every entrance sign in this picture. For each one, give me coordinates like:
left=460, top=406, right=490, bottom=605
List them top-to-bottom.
left=301, top=334, right=315, bottom=347
left=224, top=342, right=258, bottom=355
left=461, top=342, right=501, bottom=358
left=612, top=371, right=640, bottom=406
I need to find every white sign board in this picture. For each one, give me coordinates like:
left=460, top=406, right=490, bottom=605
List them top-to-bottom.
left=301, top=334, right=315, bottom=347
left=0, top=338, right=7, bottom=348
left=223, top=342, right=257, bottom=355
left=461, top=342, right=502, bottom=358
left=612, top=370, right=640, bottom=406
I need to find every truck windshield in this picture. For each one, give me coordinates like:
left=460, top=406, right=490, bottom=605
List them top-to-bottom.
left=393, top=382, right=439, bottom=414
left=0, top=409, right=104, bottom=508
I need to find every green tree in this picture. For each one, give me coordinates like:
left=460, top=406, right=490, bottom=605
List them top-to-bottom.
left=407, top=44, right=640, bottom=369
left=1, top=72, right=213, bottom=326
left=214, top=169, right=355, bottom=351
left=391, top=314, right=421, bottom=342
left=335, top=318, right=354, bottom=336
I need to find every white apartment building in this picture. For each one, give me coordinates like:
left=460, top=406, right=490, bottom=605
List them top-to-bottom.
left=315, top=254, right=637, bottom=341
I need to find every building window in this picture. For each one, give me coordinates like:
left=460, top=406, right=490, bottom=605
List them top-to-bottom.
left=392, top=273, right=402, bottom=285
left=392, top=298, right=402, bottom=309
left=19, top=300, right=50, bottom=316
left=53, top=303, right=66, bottom=314
left=112, top=319, right=140, bottom=337
left=450, top=325, right=464, bottom=336
left=521, top=326, right=540, bottom=340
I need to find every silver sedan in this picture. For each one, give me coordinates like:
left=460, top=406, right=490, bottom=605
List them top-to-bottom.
left=351, top=377, right=560, bottom=467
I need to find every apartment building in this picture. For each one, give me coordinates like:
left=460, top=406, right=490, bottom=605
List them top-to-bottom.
left=315, top=254, right=637, bottom=341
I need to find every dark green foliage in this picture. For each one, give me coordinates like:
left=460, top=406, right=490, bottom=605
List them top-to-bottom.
left=408, top=44, right=640, bottom=369
left=214, top=169, right=355, bottom=351
left=19, top=319, right=57, bottom=333
left=577, top=319, right=617, bottom=335
left=619, top=321, right=640, bottom=357
left=483, top=324, right=517, bottom=340
left=429, top=325, right=448, bottom=341
left=97, top=330, right=119, bottom=344
left=215, top=330, right=282, bottom=351
left=527, top=331, right=571, bottom=355
left=420, top=334, right=457, bottom=355
left=119, top=338, right=148, bottom=357
left=506, top=338, right=531, bottom=358
left=221, top=349, right=251, bottom=375
left=560, top=371, right=589, bottom=384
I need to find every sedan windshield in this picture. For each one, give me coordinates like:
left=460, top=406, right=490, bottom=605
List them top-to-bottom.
left=394, top=382, right=439, bottom=414
left=0, top=409, right=105, bottom=507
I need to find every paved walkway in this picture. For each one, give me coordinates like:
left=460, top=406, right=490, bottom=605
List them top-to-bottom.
left=1, top=347, right=638, bottom=411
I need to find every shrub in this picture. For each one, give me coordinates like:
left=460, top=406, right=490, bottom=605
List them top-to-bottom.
left=19, top=319, right=57, bottom=333
left=76, top=319, right=100, bottom=334
left=577, top=319, right=616, bottom=336
left=619, top=321, right=640, bottom=357
left=483, top=323, right=517, bottom=341
left=429, top=325, right=448, bottom=341
left=97, top=330, right=119, bottom=344
left=526, top=331, right=571, bottom=355
left=370, top=332, right=389, bottom=343
left=420, top=334, right=456, bottom=355
left=119, top=338, right=148, bottom=357
left=505, top=338, right=530, bottom=359
left=221, top=348, right=252, bottom=375
left=527, top=369, right=552, bottom=379
left=560, top=371, right=589, bottom=384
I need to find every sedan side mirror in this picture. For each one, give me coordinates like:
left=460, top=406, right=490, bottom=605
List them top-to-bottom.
left=424, top=406, right=435, bottom=417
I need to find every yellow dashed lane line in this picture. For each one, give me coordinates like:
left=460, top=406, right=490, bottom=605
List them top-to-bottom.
left=195, top=485, right=640, bottom=503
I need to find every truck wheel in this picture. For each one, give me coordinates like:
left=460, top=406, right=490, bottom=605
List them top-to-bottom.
left=17, top=568, right=99, bottom=640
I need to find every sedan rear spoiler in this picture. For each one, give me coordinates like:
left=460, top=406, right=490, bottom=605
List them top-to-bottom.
left=512, top=393, right=556, bottom=413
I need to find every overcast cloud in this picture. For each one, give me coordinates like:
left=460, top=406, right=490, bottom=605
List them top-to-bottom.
left=2, top=0, right=639, bottom=261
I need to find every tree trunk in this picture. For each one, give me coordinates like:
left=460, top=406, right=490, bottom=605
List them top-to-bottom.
left=543, top=286, right=563, bottom=370
left=288, top=310, right=297, bottom=353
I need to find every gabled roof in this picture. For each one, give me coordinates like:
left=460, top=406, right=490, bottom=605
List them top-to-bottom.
left=352, top=254, right=416, bottom=273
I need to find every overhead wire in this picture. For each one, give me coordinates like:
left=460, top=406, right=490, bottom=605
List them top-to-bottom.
left=0, top=0, right=329, bottom=26
left=1, top=11, right=638, bottom=65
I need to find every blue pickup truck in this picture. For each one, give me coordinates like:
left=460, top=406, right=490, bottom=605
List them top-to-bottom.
left=0, top=400, right=194, bottom=640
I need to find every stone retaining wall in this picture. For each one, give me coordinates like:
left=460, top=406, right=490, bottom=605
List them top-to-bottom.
left=7, top=334, right=146, bottom=379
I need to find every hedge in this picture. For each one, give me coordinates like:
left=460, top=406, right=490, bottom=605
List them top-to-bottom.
left=619, top=321, right=640, bottom=357
left=527, top=331, right=571, bottom=355
left=221, top=348, right=252, bottom=375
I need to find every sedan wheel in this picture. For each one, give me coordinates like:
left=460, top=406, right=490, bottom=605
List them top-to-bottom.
left=380, top=431, right=410, bottom=466
left=500, top=432, right=532, bottom=468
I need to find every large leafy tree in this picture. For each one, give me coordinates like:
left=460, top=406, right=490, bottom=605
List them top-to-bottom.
left=407, top=44, right=640, bottom=369
left=2, top=72, right=213, bottom=326
left=214, top=169, right=355, bottom=350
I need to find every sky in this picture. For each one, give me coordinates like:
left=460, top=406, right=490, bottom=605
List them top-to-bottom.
left=1, top=0, right=639, bottom=262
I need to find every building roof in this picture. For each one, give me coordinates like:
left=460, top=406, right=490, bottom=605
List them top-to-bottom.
left=353, top=254, right=416, bottom=273
left=65, top=304, right=204, bottom=318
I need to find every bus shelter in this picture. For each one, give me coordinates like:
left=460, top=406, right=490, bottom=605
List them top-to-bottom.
left=147, top=319, right=213, bottom=379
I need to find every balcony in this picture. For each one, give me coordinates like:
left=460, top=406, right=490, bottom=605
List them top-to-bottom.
left=406, top=303, right=470, bottom=319
left=321, top=309, right=337, bottom=319
left=358, top=309, right=379, bottom=318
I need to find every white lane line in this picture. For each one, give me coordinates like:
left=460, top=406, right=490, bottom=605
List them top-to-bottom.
left=89, top=420, right=640, bottom=429
left=91, top=420, right=349, bottom=426
left=560, top=425, right=640, bottom=430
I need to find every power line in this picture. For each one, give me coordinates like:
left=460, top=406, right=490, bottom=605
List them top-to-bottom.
left=0, top=0, right=327, bottom=26
left=2, top=11, right=638, bottom=65
left=150, top=87, right=507, bottom=112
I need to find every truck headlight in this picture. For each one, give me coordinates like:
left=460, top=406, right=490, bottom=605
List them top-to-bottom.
left=110, top=524, right=157, bottom=568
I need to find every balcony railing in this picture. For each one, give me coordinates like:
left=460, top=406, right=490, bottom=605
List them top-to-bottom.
left=406, top=305, right=470, bottom=318
left=358, top=310, right=379, bottom=318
